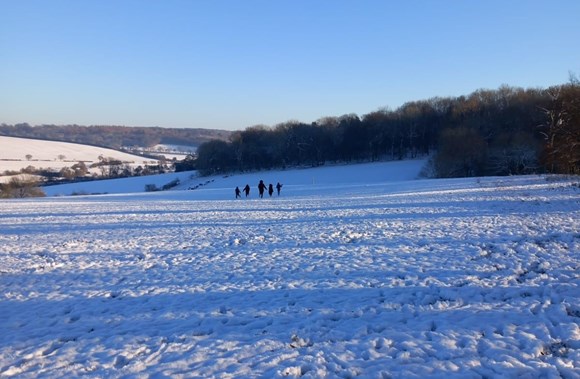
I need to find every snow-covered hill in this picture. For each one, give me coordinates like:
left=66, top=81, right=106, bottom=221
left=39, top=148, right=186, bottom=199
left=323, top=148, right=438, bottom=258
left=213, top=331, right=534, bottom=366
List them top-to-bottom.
left=0, top=136, right=159, bottom=175
left=43, top=159, right=427, bottom=197
left=1, top=163, right=579, bottom=378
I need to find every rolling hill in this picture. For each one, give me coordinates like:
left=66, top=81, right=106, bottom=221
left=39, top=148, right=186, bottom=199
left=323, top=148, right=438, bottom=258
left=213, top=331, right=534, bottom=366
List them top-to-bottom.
left=0, top=136, right=162, bottom=182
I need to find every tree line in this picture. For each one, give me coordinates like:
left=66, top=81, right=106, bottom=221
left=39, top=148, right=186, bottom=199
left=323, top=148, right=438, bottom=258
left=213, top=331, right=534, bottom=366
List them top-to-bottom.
left=193, top=81, right=579, bottom=177
left=0, top=124, right=231, bottom=150
left=0, top=155, right=174, bottom=198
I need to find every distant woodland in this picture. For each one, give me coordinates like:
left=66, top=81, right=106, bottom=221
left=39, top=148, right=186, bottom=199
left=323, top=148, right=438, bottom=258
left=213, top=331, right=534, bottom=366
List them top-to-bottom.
left=2, top=79, right=579, bottom=180
left=192, top=80, right=579, bottom=178
left=0, top=124, right=231, bottom=150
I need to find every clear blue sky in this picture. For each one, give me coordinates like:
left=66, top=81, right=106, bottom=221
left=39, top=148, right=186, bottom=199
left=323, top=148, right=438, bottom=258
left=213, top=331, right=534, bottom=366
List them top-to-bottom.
left=1, top=0, right=579, bottom=131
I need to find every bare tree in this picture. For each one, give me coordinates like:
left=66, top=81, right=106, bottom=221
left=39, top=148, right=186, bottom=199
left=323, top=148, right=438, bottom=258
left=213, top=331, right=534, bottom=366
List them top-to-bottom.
left=539, top=80, right=580, bottom=174
left=0, top=177, right=45, bottom=198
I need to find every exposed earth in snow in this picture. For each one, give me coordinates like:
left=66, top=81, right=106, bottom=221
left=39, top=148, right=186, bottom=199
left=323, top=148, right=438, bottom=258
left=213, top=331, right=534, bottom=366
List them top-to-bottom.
left=1, top=161, right=579, bottom=378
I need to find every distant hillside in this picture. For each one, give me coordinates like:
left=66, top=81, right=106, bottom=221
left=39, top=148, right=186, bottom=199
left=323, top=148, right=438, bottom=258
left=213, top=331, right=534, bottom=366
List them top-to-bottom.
left=0, top=123, right=232, bottom=150
left=0, top=135, right=161, bottom=175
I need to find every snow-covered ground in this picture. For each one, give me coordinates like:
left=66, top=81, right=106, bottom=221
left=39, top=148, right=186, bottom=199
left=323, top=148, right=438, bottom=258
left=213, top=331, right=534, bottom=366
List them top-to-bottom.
left=0, top=136, right=159, bottom=180
left=43, top=159, right=425, bottom=197
left=1, top=162, right=579, bottom=378
left=43, top=171, right=198, bottom=196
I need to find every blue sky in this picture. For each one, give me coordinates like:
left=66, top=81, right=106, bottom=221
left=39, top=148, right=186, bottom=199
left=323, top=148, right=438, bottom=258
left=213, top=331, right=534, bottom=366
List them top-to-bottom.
left=1, top=0, right=579, bottom=131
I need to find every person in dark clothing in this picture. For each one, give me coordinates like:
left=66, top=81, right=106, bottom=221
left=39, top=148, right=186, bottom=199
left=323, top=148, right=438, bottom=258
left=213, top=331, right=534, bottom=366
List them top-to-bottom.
left=258, top=180, right=267, bottom=198
left=276, top=182, right=283, bottom=196
left=268, top=183, right=274, bottom=197
left=243, top=184, right=250, bottom=197
left=235, top=186, right=241, bottom=198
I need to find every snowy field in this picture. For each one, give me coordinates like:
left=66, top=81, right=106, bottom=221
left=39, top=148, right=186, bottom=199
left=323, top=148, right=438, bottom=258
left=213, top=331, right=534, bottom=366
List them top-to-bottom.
left=0, top=136, right=159, bottom=181
left=43, top=159, right=424, bottom=197
left=1, top=163, right=579, bottom=378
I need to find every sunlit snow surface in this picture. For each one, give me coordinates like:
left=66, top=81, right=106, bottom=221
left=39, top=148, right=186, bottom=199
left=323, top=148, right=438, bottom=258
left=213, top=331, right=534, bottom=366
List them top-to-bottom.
left=1, top=173, right=579, bottom=378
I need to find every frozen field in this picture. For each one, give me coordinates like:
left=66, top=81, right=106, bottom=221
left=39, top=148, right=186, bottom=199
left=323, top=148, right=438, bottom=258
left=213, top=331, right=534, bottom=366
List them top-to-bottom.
left=1, top=164, right=579, bottom=378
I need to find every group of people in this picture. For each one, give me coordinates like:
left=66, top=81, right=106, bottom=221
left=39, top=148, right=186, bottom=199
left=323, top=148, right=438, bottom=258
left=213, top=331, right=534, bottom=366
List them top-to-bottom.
left=235, top=180, right=282, bottom=199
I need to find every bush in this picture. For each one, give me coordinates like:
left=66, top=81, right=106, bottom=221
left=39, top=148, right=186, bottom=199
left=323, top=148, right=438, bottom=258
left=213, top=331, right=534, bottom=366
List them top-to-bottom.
left=0, top=177, right=46, bottom=198
left=161, top=178, right=180, bottom=191
left=144, top=184, right=158, bottom=192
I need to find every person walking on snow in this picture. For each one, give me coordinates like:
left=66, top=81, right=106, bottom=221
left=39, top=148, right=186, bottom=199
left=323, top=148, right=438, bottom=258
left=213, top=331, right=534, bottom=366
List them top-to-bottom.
left=258, top=180, right=267, bottom=198
left=276, top=182, right=283, bottom=196
left=268, top=183, right=274, bottom=197
left=243, top=184, right=250, bottom=197
left=235, top=186, right=241, bottom=198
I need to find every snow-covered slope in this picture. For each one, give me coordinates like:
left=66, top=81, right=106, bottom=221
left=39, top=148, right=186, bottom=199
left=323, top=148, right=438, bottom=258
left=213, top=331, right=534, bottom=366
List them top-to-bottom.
left=0, top=136, right=158, bottom=173
left=43, top=159, right=426, bottom=197
left=0, top=167, right=579, bottom=378
left=43, top=171, right=198, bottom=196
